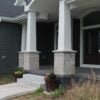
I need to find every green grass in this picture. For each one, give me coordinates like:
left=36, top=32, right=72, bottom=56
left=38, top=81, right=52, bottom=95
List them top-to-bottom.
left=0, top=74, right=15, bottom=85
left=10, top=82, right=100, bottom=100
left=50, top=85, right=64, bottom=98
left=32, top=87, right=44, bottom=96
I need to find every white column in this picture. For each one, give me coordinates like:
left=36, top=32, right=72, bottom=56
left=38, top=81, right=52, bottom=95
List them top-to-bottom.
left=58, top=0, right=72, bottom=51
left=26, top=11, right=37, bottom=52
left=21, top=23, right=27, bottom=51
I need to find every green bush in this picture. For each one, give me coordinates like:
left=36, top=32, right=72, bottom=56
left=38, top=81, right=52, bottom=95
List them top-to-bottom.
left=14, top=67, right=24, bottom=75
left=14, top=71, right=23, bottom=75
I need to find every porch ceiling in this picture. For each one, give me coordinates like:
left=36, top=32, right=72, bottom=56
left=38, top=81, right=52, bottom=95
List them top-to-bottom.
left=26, top=0, right=100, bottom=20
left=28, top=0, right=59, bottom=21
left=71, top=0, right=100, bottom=18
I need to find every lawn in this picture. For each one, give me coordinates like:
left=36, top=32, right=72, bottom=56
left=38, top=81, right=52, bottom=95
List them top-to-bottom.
left=0, top=74, right=15, bottom=85
left=0, top=74, right=100, bottom=100
left=10, top=82, right=100, bottom=100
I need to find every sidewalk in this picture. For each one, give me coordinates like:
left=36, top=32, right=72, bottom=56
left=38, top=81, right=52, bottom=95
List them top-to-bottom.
left=0, top=83, right=37, bottom=100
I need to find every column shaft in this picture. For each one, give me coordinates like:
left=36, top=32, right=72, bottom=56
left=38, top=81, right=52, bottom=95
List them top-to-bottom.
left=54, top=0, right=76, bottom=77
left=58, top=0, right=72, bottom=51
left=18, top=11, right=39, bottom=72
left=26, top=11, right=36, bottom=51
left=21, top=23, right=27, bottom=51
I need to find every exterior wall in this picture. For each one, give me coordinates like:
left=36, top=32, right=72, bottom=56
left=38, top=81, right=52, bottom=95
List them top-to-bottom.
left=0, top=22, right=22, bottom=73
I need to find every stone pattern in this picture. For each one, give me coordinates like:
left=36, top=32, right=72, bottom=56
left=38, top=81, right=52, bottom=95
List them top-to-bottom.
left=54, top=51, right=76, bottom=76
left=18, top=52, right=39, bottom=72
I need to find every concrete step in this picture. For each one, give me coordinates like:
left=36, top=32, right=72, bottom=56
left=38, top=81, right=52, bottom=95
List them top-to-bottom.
left=23, top=74, right=44, bottom=82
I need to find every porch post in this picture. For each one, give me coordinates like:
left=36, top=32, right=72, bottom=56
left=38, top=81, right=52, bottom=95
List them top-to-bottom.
left=54, top=0, right=76, bottom=77
left=58, top=0, right=72, bottom=51
left=19, top=11, right=39, bottom=72
left=24, top=11, right=39, bottom=72
left=26, top=11, right=36, bottom=52
left=18, top=23, right=27, bottom=69
left=21, top=23, right=27, bottom=51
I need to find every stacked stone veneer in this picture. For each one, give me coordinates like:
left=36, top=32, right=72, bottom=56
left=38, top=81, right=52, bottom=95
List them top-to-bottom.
left=54, top=51, right=76, bottom=76
left=18, top=52, right=39, bottom=72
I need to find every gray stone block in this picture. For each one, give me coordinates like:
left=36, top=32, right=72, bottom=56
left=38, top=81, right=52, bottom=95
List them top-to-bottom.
left=18, top=51, right=40, bottom=72
left=54, top=51, right=76, bottom=76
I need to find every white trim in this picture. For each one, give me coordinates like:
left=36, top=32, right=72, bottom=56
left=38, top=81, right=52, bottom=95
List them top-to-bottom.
left=14, top=0, right=26, bottom=6
left=24, top=0, right=36, bottom=12
left=66, top=0, right=75, bottom=4
left=0, top=14, right=27, bottom=24
left=80, top=19, right=83, bottom=66
left=54, top=23, right=58, bottom=50
left=82, top=24, right=100, bottom=30
left=80, top=64, right=100, bottom=69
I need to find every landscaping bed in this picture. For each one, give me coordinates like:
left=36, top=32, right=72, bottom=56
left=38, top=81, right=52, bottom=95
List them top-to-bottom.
left=0, top=74, right=15, bottom=85
left=11, top=82, right=100, bottom=100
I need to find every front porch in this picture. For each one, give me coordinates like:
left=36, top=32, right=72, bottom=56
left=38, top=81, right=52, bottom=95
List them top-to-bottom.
left=15, top=0, right=100, bottom=77
left=31, top=67, right=100, bottom=82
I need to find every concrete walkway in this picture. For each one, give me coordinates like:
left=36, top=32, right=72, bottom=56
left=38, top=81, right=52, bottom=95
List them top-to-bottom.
left=0, top=74, right=45, bottom=100
left=0, top=83, right=37, bottom=100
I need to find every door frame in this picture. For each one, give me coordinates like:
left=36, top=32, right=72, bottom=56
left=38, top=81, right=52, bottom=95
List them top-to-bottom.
left=80, top=18, right=100, bottom=68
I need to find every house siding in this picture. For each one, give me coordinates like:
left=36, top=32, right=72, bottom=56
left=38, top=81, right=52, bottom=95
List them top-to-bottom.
left=0, top=22, right=22, bottom=73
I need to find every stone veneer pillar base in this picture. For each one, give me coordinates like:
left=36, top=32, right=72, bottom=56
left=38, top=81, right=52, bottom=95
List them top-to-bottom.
left=53, top=50, right=76, bottom=76
left=53, top=50, right=77, bottom=86
left=18, top=51, right=39, bottom=72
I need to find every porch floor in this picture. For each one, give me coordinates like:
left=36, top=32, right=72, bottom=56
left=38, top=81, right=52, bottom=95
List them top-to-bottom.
left=32, top=66, right=100, bottom=80
left=32, top=66, right=54, bottom=76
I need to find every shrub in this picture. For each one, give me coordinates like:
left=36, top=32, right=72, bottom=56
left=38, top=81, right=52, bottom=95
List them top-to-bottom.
left=14, top=67, right=24, bottom=75
left=14, top=71, right=23, bottom=75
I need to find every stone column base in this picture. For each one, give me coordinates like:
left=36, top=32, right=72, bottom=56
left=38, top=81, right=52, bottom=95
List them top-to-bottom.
left=53, top=50, right=76, bottom=76
left=18, top=51, right=40, bottom=72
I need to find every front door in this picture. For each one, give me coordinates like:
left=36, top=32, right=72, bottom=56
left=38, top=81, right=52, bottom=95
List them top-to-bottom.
left=37, top=22, right=54, bottom=66
left=83, top=28, right=100, bottom=65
